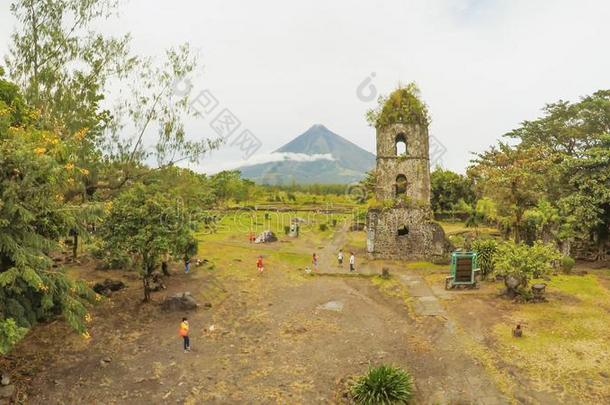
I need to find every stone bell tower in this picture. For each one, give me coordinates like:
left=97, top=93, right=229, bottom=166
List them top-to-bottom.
left=366, top=88, right=451, bottom=261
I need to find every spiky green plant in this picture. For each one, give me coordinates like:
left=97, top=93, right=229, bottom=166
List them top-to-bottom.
left=472, top=238, right=498, bottom=276
left=351, top=365, right=414, bottom=404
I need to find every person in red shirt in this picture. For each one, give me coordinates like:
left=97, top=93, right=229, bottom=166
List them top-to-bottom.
left=257, top=255, right=264, bottom=273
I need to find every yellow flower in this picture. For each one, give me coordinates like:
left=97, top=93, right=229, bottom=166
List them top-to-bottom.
left=74, top=127, right=89, bottom=141
left=35, top=147, right=46, bottom=155
left=65, top=163, right=74, bottom=170
left=79, top=168, right=90, bottom=176
left=95, top=294, right=102, bottom=302
left=84, top=313, right=92, bottom=323
left=81, top=331, right=91, bottom=340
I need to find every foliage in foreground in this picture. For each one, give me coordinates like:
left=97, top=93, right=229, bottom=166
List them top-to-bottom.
left=0, top=75, right=96, bottom=354
left=351, top=365, right=414, bottom=405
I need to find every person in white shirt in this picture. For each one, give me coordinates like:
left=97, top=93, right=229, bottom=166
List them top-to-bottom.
left=337, top=249, right=344, bottom=267
left=349, top=252, right=355, bottom=272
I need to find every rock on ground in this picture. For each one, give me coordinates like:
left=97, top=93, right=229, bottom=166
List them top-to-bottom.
left=161, top=292, right=199, bottom=311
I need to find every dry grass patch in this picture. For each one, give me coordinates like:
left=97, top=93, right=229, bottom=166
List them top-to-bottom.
left=492, top=274, right=610, bottom=402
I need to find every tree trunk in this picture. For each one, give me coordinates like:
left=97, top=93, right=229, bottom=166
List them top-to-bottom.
left=73, top=233, right=78, bottom=259
left=143, top=276, right=151, bottom=302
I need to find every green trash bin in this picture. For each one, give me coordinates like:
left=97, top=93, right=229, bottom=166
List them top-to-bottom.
left=445, top=251, right=480, bottom=290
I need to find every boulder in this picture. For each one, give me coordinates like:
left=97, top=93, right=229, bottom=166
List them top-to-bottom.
left=255, top=230, right=277, bottom=244
left=93, top=279, right=126, bottom=296
left=161, top=292, right=199, bottom=311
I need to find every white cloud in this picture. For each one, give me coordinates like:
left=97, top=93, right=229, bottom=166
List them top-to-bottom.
left=189, top=152, right=334, bottom=175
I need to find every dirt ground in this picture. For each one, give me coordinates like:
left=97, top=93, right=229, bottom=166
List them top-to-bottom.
left=3, top=224, right=610, bottom=404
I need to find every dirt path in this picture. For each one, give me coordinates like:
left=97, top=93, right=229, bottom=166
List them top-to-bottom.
left=7, top=226, right=514, bottom=404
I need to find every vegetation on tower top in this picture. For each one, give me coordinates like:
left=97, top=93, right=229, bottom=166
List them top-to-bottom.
left=366, top=82, right=430, bottom=128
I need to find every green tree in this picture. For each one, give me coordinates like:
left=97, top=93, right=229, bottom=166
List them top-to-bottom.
left=6, top=0, right=221, bottom=199
left=0, top=75, right=96, bottom=353
left=498, top=90, right=610, bottom=259
left=559, top=135, right=610, bottom=260
left=469, top=144, right=554, bottom=242
left=430, top=167, right=475, bottom=213
left=99, top=185, right=196, bottom=302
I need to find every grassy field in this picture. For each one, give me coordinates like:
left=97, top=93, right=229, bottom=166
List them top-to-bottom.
left=490, top=273, right=610, bottom=402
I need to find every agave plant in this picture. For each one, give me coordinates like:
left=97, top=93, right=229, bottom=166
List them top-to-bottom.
left=472, top=238, right=498, bottom=277
left=351, top=364, right=414, bottom=404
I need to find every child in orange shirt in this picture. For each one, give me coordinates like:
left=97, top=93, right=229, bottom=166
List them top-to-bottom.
left=179, top=317, right=190, bottom=352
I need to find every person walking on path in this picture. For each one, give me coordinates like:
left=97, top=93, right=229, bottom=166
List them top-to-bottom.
left=337, top=249, right=344, bottom=267
left=349, top=252, right=355, bottom=272
left=312, top=253, right=319, bottom=272
left=257, top=255, right=264, bottom=274
left=184, top=256, right=191, bottom=274
left=179, top=317, right=190, bottom=353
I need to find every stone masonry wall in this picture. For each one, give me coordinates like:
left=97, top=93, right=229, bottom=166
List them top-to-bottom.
left=366, top=208, right=451, bottom=261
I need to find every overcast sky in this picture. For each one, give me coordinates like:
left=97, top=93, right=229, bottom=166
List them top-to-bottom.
left=2, top=0, right=609, bottom=174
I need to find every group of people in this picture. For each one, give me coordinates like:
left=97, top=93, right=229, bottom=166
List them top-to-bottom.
left=317, top=249, right=356, bottom=272
left=336, top=249, right=356, bottom=272
left=257, top=250, right=356, bottom=275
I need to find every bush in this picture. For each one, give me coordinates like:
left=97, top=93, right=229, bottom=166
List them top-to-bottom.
left=319, top=223, right=328, bottom=232
left=472, top=239, right=498, bottom=276
left=494, top=241, right=560, bottom=297
left=561, top=256, right=575, bottom=273
left=0, top=319, right=28, bottom=355
left=351, top=365, right=414, bottom=405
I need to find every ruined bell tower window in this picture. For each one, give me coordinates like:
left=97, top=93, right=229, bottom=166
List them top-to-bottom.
left=395, top=133, right=407, bottom=155
left=395, top=174, right=407, bottom=196
left=397, top=225, right=409, bottom=236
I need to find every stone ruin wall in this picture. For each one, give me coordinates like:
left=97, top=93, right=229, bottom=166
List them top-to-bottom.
left=366, top=208, right=451, bottom=261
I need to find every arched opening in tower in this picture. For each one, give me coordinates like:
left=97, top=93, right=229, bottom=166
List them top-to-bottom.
left=395, top=133, right=407, bottom=155
left=395, top=174, right=407, bottom=196
left=397, top=225, right=409, bottom=236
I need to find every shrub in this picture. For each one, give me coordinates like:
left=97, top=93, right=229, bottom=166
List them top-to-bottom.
left=319, top=223, right=328, bottom=232
left=472, top=239, right=498, bottom=276
left=494, top=241, right=560, bottom=297
left=561, top=256, right=575, bottom=273
left=0, top=319, right=28, bottom=355
left=351, top=365, right=414, bottom=405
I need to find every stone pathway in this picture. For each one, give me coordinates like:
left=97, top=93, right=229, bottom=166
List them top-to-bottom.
left=316, top=225, right=446, bottom=317
left=399, top=274, right=446, bottom=317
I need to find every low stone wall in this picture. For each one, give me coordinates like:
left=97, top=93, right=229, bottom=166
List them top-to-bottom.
left=366, top=208, right=452, bottom=261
